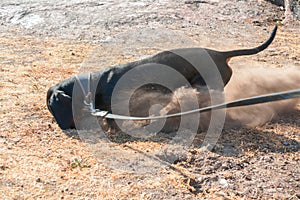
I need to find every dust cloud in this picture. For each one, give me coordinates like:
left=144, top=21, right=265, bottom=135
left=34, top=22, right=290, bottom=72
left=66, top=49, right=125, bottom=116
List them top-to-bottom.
left=111, top=67, right=300, bottom=133
left=157, top=67, right=300, bottom=132
left=224, top=67, right=300, bottom=127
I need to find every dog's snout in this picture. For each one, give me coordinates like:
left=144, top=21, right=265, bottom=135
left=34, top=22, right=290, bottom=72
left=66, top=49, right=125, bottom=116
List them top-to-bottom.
left=46, top=86, right=75, bottom=130
left=46, top=87, right=54, bottom=106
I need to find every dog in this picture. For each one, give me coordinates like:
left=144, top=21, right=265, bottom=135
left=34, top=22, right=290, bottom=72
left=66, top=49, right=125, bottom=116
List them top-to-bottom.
left=47, top=25, right=277, bottom=131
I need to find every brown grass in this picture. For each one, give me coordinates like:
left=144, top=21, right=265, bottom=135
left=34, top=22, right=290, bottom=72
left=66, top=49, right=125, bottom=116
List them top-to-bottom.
left=0, top=28, right=299, bottom=199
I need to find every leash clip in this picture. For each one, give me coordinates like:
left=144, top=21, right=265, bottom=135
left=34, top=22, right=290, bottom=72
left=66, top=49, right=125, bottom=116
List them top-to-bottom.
left=76, top=73, right=110, bottom=118
left=83, top=92, right=97, bottom=113
left=91, top=110, right=109, bottom=117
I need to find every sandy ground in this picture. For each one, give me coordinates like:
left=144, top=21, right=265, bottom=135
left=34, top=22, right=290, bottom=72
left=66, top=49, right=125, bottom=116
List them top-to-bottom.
left=0, top=0, right=299, bottom=199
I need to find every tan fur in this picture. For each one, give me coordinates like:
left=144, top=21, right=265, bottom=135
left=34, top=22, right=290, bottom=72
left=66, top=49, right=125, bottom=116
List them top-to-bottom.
left=159, top=87, right=220, bottom=133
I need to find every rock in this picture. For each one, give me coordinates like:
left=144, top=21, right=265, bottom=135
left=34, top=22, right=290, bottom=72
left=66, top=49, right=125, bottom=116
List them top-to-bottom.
left=219, top=178, right=228, bottom=187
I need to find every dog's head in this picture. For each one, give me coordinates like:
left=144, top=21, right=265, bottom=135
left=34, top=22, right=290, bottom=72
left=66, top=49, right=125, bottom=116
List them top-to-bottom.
left=46, top=78, right=76, bottom=130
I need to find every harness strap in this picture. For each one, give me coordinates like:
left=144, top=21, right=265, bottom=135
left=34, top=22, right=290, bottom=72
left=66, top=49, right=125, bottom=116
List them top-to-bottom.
left=75, top=73, right=98, bottom=113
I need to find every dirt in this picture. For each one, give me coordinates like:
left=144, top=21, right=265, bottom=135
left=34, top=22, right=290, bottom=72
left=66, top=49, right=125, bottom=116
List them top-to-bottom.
left=0, top=0, right=299, bottom=199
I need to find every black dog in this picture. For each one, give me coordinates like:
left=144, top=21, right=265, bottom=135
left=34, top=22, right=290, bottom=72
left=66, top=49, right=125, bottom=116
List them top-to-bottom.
left=47, top=25, right=277, bottom=130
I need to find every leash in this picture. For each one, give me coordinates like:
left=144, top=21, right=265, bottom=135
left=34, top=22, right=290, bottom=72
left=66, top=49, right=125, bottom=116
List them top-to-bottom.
left=86, top=87, right=300, bottom=120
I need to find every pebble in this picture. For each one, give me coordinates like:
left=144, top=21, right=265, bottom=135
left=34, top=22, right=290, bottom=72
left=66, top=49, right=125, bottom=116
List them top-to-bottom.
left=97, top=36, right=112, bottom=43
left=197, top=176, right=203, bottom=183
left=219, top=178, right=228, bottom=187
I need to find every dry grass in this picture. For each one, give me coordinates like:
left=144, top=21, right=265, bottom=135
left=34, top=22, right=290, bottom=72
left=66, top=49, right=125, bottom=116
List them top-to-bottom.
left=0, top=28, right=299, bottom=199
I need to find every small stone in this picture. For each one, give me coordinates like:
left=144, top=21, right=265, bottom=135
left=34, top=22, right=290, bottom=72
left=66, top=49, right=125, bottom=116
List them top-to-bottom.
left=97, top=36, right=112, bottom=43
left=11, top=137, right=21, bottom=143
left=245, top=175, right=252, bottom=181
left=197, top=177, right=203, bottom=183
left=219, top=178, right=228, bottom=187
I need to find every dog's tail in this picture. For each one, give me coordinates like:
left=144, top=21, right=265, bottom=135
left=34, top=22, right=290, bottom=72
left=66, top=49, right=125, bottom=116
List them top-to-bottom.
left=223, top=25, right=277, bottom=59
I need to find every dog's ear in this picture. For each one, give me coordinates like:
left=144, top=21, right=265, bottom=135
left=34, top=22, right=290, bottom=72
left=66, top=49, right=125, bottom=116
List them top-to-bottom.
left=47, top=89, right=75, bottom=130
left=48, top=90, right=72, bottom=109
left=56, top=91, right=72, bottom=103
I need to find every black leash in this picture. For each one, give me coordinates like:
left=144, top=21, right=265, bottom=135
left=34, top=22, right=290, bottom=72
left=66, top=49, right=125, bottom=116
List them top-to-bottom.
left=88, top=88, right=300, bottom=120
